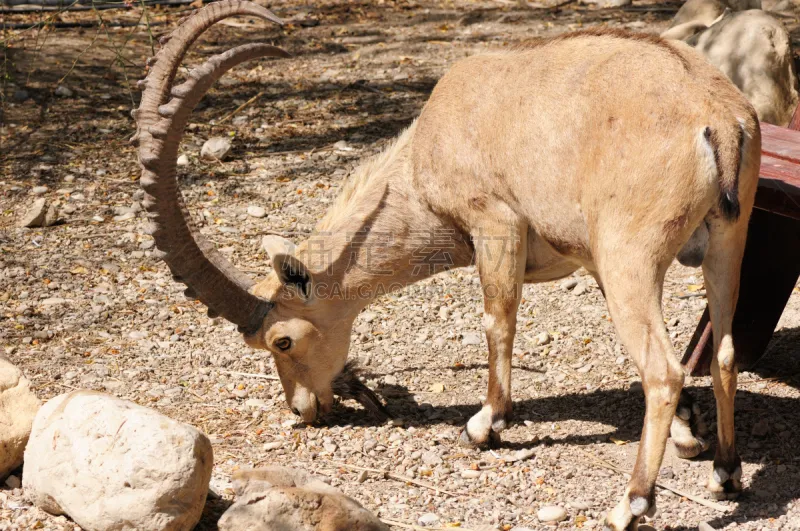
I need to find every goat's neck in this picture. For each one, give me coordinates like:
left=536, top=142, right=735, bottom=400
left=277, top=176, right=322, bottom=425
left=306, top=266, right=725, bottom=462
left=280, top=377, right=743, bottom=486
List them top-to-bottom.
left=296, top=125, right=473, bottom=314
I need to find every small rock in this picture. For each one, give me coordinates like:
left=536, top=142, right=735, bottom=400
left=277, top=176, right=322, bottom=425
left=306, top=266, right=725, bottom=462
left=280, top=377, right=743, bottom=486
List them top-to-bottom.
left=319, top=69, right=340, bottom=82
left=54, top=85, right=73, bottom=97
left=12, top=89, right=29, bottom=102
left=201, top=136, right=232, bottom=161
left=334, top=140, right=354, bottom=152
left=177, top=154, right=190, bottom=166
left=32, top=186, right=48, bottom=195
left=20, top=198, right=51, bottom=228
left=44, top=203, right=58, bottom=226
left=247, top=205, right=267, bottom=218
left=113, top=211, right=135, bottom=222
left=560, top=278, right=579, bottom=290
left=573, top=282, right=588, bottom=296
left=361, top=311, right=377, bottom=323
left=535, top=331, right=552, bottom=346
left=461, top=332, right=482, bottom=346
left=0, top=357, right=42, bottom=479
left=24, top=391, right=212, bottom=530
left=246, top=399, right=267, bottom=409
left=751, top=418, right=770, bottom=438
left=263, top=441, right=282, bottom=451
left=323, top=442, right=337, bottom=453
left=421, top=451, right=442, bottom=466
left=220, top=467, right=388, bottom=531
left=660, top=467, right=675, bottom=480
left=461, top=469, right=481, bottom=479
left=357, top=470, right=369, bottom=483
left=4, top=474, right=21, bottom=489
left=569, top=499, right=590, bottom=511
left=537, top=505, right=567, bottom=523
left=418, top=513, right=440, bottom=526
left=699, top=522, right=716, bottom=531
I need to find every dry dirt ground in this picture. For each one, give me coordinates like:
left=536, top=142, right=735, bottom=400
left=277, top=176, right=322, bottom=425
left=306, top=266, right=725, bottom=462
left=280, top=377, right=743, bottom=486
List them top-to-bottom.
left=3, top=1, right=800, bottom=530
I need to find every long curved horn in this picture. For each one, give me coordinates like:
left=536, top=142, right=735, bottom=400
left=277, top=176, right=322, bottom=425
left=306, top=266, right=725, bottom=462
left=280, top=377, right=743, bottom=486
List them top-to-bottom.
left=133, top=0, right=287, bottom=334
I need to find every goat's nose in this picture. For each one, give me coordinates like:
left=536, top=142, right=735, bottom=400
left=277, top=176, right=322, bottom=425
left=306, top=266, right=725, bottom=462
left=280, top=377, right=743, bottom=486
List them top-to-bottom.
left=291, top=407, right=301, bottom=416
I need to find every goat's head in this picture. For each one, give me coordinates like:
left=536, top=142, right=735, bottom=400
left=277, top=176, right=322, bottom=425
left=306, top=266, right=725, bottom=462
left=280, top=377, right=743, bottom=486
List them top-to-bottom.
left=133, top=0, right=388, bottom=423
left=238, top=236, right=354, bottom=422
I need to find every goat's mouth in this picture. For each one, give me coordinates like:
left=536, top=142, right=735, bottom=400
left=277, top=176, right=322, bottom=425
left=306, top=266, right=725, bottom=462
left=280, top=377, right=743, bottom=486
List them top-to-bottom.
left=332, top=362, right=391, bottom=422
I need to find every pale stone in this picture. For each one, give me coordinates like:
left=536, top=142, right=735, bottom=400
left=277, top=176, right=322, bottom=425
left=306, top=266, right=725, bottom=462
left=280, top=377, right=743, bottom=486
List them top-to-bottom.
left=55, top=85, right=73, bottom=97
left=200, top=137, right=232, bottom=161
left=20, top=198, right=48, bottom=228
left=247, top=205, right=267, bottom=218
left=0, top=358, right=41, bottom=479
left=23, top=391, right=212, bottom=531
left=219, top=467, right=388, bottom=531
left=537, top=505, right=568, bottom=523
left=418, top=513, right=440, bottom=526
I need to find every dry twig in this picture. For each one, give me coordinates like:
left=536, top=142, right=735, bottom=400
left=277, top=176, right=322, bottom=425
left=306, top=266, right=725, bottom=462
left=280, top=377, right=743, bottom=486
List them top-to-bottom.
left=218, top=91, right=265, bottom=125
left=219, top=369, right=280, bottom=381
left=336, top=463, right=465, bottom=498
left=381, top=517, right=475, bottom=531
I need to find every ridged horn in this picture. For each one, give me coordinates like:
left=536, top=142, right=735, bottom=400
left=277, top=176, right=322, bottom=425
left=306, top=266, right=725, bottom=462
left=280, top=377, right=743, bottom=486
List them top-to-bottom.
left=134, top=0, right=288, bottom=334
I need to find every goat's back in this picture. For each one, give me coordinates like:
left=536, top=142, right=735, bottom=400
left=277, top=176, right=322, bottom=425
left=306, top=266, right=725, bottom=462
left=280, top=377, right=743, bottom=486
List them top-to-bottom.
left=411, top=29, right=759, bottom=261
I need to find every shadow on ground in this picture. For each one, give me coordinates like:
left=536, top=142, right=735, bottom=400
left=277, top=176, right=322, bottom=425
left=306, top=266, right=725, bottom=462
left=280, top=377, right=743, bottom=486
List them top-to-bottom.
left=318, top=326, right=800, bottom=527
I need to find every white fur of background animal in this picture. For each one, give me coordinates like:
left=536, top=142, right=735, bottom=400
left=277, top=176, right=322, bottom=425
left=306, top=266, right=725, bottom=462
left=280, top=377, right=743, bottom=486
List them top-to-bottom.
left=663, top=0, right=799, bottom=126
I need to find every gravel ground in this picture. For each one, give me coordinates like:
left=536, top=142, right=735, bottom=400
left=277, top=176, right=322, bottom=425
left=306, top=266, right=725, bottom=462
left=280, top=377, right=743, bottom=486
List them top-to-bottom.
left=3, top=1, right=800, bottom=529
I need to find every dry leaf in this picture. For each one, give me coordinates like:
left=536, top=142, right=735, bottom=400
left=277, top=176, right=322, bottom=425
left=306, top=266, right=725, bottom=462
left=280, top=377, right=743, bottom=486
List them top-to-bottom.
left=609, top=437, right=628, bottom=446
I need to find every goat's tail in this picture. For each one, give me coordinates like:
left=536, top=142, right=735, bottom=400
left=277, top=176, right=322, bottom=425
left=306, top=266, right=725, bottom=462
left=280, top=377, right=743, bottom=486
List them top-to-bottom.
left=702, top=120, right=750, bottom=222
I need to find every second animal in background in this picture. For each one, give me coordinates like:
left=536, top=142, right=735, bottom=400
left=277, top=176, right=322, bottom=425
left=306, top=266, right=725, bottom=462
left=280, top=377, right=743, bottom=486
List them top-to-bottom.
left=662, top=0, right=799, bottom=126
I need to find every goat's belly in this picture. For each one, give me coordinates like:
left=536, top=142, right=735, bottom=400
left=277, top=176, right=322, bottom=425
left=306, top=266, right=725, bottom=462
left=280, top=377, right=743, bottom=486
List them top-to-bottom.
left=524, top=230, right=581, bottom=283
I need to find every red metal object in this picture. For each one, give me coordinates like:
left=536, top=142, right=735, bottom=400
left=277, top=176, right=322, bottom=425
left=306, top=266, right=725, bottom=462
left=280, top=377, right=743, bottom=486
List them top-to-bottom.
left=681, top=115, right=800, bottom=376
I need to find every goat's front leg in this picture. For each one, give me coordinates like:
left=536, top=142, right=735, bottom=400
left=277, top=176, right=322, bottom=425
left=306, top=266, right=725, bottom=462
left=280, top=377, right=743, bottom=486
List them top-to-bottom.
left=459, top=221, right=526, bottom=448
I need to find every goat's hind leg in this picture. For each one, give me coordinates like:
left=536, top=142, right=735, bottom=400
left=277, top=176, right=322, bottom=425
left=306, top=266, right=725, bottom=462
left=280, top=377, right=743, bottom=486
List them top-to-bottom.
left=704, top=218, right=748, bottom=499
left=459, top=220, right=526, bottom=447
left=601, top=254, right=684, bottom=531
left=670, top=388, right=710, bottom=459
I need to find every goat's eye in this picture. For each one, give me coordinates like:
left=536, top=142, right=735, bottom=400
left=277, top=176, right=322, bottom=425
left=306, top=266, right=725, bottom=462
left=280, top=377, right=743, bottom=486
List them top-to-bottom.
left=274, top=337, right=292, bottom=351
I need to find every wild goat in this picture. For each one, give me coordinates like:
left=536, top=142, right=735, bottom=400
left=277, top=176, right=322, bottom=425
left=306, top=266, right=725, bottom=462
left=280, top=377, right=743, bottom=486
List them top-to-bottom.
left=662, top=0, right=799, bottom=126
left=133, top=2, right=760, bottom=528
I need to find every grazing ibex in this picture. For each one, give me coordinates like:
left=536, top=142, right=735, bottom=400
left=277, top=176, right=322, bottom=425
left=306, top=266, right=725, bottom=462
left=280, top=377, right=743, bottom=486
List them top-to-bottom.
left=662, top=0, right=799, bottom=126
left=133, top=2, right=760, bottom=528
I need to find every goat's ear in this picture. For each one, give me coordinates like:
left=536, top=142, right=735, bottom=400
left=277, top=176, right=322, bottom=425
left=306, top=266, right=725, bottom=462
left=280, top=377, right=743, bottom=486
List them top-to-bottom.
left=660, top=21, right=708, bottom=41
left=262, top=236, right=313, bottom=300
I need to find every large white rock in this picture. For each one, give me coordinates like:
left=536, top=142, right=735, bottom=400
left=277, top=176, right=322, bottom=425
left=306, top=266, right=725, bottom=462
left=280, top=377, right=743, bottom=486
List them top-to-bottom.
left=0, top=358, right=41, bottom=479
left=23, top=391, right=213, bottom=531
left=219, top=467, right=388, bottom=531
